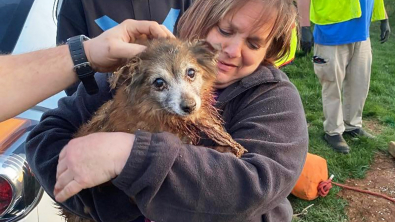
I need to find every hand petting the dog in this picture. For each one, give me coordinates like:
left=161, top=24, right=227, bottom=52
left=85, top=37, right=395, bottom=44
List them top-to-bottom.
left=0, top=19, right=174, bottom=122
left=84, top=19, right=175, bottom=73
left=54, top=132, right=135, bottom=203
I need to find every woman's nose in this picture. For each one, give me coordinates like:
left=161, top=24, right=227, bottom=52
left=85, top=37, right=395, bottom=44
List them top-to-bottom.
left=223, top=39, right=242, bottom=58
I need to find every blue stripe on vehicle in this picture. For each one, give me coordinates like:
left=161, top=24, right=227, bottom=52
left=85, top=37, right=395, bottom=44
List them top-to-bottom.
left=162, top=8, right=180, bottom=33
left=95, top=15, right=119, bottom=31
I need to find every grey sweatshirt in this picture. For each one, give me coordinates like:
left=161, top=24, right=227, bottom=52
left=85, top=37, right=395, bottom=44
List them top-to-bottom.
left=25, top=65, right=308, bottom=222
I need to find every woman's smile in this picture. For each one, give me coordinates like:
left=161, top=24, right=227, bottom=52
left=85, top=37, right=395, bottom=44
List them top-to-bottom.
left=217, top=60, right=238, bottom=72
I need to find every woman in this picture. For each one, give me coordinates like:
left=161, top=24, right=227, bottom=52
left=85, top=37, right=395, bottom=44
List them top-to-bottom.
left=26, top=0, right=308, bottom=221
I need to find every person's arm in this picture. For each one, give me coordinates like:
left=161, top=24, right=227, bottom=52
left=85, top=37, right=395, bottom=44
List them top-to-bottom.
left=297, top=0, right=313, bottom=55
left=297, top=0, right=311, bottom=27
left=0, top=20, right=173, bottom=122
left=0, top=46, right=76, bottom=121
left=54, top=69, right=308, bottom=221
left=25, top=74, right=143, bottom=221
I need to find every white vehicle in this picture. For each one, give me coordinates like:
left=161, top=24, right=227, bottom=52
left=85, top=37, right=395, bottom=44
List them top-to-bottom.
left=0, top=0, right=65, bottom=221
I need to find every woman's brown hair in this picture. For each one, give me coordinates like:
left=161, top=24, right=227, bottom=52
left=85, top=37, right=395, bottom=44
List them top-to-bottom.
left=177, top=0, right=297, bottom=66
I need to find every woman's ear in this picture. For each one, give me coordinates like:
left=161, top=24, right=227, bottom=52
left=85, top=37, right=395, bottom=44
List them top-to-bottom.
left=109, top=57, right=141, bottom=90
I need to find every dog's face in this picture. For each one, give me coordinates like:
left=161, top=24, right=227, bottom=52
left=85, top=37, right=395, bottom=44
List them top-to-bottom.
left=111, top=39, right=218, bottom=117
left=147, top=56, right=206, bottom=116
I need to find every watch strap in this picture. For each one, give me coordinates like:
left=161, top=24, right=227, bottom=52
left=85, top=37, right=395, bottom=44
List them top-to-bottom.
left=67, top=35, right=99, bottom=95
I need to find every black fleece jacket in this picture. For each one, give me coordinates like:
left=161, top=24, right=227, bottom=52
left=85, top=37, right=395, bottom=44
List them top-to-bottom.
left=57, top=0, right=193, bottom=43
left=25, top=65, right=308, bottom=222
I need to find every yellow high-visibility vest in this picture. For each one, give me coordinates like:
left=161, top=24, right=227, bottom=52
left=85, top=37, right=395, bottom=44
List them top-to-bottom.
left=310, top=0, right=386, bottom=25
left=372, top=0, right=386, bottom=21
left=275, top=26, right=297, bottom=68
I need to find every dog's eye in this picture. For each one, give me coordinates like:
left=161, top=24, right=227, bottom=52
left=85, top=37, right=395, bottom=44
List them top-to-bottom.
left=186, top=68, right=196, bottom=79
left=153, top=78, right=166, bottom=90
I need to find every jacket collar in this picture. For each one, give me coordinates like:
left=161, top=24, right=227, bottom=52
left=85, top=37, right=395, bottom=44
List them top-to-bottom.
left=216, top=65, right=285, bottom=107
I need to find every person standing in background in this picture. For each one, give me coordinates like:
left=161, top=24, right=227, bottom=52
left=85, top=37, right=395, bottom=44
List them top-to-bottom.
left=298, top=0, right=390, bottom=154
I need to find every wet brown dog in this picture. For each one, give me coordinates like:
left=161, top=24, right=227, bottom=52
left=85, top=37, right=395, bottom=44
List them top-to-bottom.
left=61, top=38, right=246, bottom=221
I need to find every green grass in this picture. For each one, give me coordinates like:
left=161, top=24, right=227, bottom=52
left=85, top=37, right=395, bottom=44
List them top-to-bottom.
left=285, top=1, right=395, bottom=221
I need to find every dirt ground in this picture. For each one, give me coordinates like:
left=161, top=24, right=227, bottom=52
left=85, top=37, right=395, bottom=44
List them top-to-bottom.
left=336, top=120, right=395, bottom=222
left=337, top=152, right=395, bottom=222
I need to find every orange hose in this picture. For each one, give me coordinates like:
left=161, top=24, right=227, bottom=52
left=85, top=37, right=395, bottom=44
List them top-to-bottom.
left=318, top=179, right=395, bottom=204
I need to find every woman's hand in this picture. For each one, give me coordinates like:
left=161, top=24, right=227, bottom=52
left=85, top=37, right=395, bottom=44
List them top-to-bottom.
left=84, top=19, right=174, bottom=72
left=54, top=132, right=135, bottom=202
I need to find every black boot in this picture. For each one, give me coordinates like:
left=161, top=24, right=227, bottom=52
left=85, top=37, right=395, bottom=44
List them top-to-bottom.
left=344, top=128, right=375, bottom=139
left=324, top=134, right=350, bottom=154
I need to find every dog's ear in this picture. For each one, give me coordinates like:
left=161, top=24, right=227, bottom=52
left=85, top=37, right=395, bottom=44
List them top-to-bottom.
left=190, top=40, right=219, bottom=79
left=190, top=40, right=219, bottom=61
left=109, top=57, right=141, bottom=90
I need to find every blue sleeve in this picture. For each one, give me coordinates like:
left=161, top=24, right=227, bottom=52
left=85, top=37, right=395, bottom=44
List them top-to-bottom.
left=25, top=73, right=142, bottom=221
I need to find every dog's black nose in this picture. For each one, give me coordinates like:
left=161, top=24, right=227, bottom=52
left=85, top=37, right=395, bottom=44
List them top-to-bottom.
left=180, top=99, right=196, bottom=114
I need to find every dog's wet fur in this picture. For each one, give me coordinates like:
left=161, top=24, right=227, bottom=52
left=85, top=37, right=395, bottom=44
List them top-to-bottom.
left=60, top=38, right=246, bottom=221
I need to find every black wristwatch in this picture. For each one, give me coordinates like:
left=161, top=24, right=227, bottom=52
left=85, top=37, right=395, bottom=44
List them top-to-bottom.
left=67, top=35, right=99, bottom=95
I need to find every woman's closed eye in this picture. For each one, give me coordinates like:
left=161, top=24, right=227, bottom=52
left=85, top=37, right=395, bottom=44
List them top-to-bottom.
left=217, top=25, right=261, bottom=50
left=217, top=26, right=232, bottom=36
left=247, top=40, right=261, bottom=50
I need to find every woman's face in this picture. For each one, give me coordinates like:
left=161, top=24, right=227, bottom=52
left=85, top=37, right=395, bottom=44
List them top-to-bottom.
left=206, top=1, right=275, bottom=88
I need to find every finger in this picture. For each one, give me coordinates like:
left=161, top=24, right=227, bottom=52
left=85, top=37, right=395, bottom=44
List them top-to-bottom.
left=121, top=20, right=165, bottom=40
left=134, top=20, right=170, bottom=39
left=146, top=23, right=171, bottom=39
left=159, top=25, right=175, bottom=38
left=381, top=31, right=389, bottom=44
left=135, top=34, right=149, bottom=45
left=111, top=42, right=147, bottom=59
left=58, top=146, right=67, bottom=161
left=56, top=159, right=67, bottom=180
left=55, top=170, right=75, bottom=192
left=55, top=180, right=84, bottom=203
left=54, top=184, right=63, bottom=197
